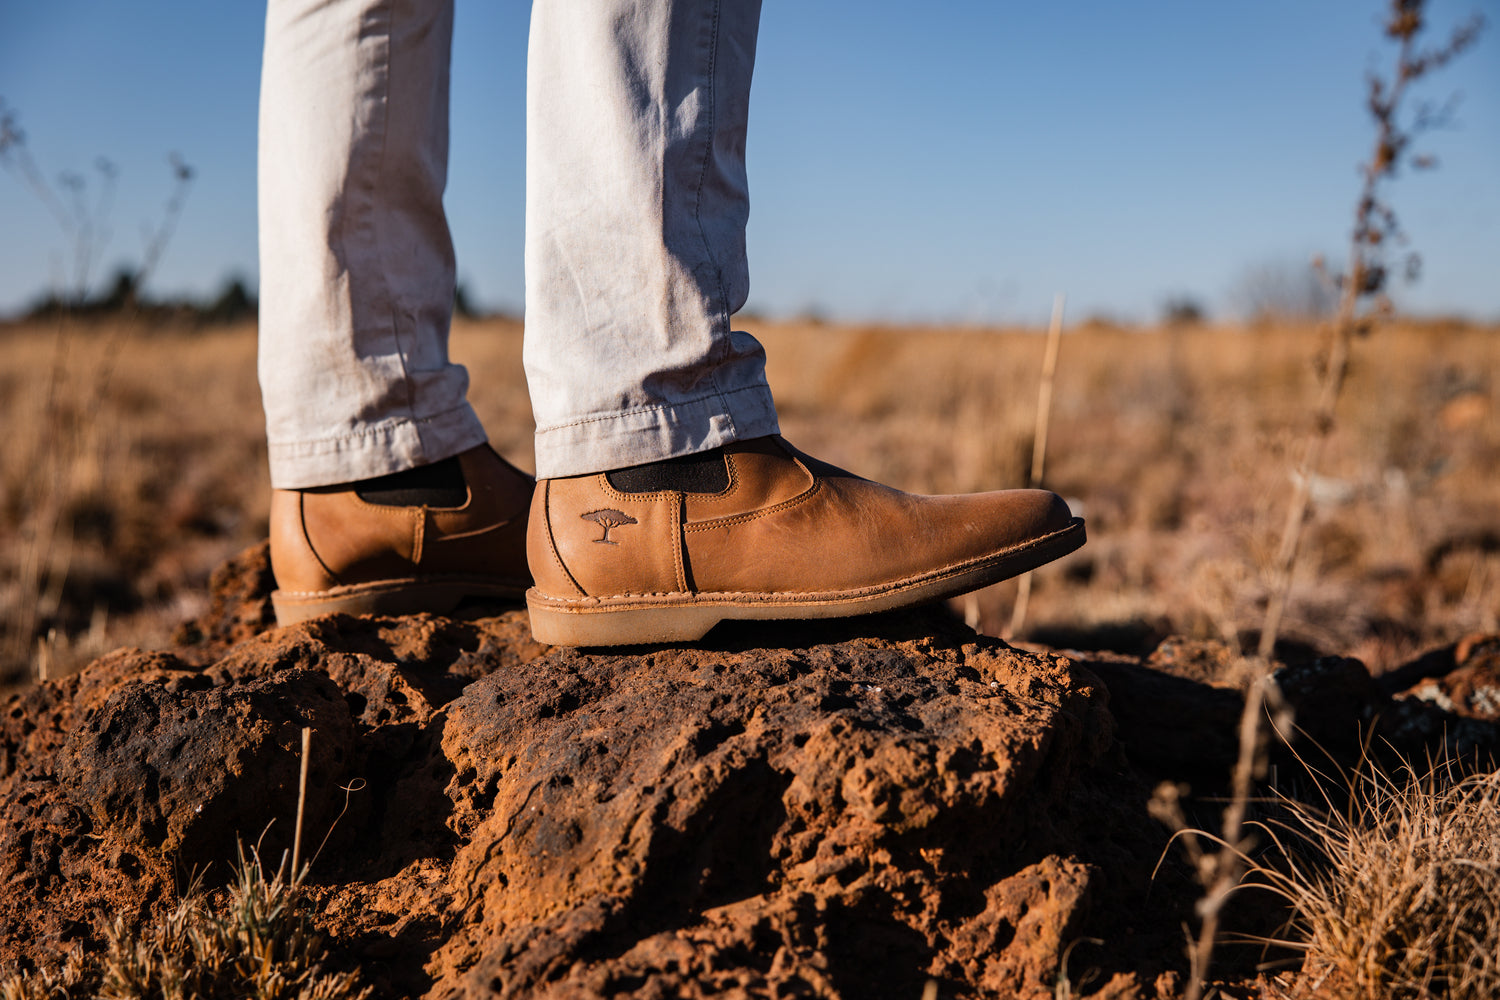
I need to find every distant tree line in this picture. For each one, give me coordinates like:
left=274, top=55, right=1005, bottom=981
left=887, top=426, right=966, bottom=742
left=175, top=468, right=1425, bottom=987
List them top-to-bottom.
left=16, top=269, right=256, bottom=326
left=13, top=275, right=506, bottom=326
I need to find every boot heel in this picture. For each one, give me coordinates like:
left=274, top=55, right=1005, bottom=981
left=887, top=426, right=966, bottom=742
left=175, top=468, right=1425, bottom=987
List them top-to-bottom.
left=272, top=578, right=526, bottom=626
left=525, top=595, right=723, bottom=647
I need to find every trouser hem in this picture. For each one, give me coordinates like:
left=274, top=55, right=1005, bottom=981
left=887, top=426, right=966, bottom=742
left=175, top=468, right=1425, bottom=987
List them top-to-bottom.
left=533, top=382, right=780, bottom=479
left=267, top=402, right=489, bottom=489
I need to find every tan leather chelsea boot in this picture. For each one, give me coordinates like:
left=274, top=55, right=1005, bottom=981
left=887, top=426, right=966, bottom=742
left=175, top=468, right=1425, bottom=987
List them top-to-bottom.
left=526, top=436, right=1084, bottom=646
left=271, top=444, right=533, bottom=625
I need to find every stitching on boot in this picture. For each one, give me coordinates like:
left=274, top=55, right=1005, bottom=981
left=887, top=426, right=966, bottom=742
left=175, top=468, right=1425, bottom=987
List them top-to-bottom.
left=683, top=479, right=823, bottom=532
left=673, top=493, right=689, bottom=594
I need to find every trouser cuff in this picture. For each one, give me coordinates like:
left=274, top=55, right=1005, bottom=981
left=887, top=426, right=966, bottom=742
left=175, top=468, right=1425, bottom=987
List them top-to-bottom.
left=533, top=383, right=780, bottom=479
left=267, top=402, right=489, bottom=490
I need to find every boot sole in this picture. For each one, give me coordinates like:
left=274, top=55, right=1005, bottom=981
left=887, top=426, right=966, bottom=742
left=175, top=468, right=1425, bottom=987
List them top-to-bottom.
left=526, top=517, right=1086, bottom=647
left=272, top=576, right=529, bottom=627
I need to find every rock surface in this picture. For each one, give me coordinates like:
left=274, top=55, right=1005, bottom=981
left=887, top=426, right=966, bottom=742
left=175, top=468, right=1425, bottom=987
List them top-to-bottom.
left=3, top=542, right=1498, bottom=998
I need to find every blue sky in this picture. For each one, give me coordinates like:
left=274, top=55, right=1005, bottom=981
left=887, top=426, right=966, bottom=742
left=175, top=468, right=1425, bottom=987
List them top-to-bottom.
left=2, top=1, right=1496, bottom=324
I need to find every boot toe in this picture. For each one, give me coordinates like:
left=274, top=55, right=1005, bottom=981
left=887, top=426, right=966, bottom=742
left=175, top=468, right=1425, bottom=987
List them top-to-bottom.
left=1001, top=488, right=1075, bottom=539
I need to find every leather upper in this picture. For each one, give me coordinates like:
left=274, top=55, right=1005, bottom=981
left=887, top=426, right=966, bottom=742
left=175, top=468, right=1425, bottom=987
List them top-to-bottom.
left=528, top=437, right=1074, bottom=601
left=271, top=444, right=533, bottom=595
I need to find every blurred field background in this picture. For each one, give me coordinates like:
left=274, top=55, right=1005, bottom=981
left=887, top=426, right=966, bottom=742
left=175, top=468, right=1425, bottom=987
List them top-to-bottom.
left=2, top=312, right=1494, bottom=692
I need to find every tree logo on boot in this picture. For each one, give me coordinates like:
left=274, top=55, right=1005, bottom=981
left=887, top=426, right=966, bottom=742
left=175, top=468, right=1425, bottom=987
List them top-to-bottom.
left=581, top=509, right=638, bottom=544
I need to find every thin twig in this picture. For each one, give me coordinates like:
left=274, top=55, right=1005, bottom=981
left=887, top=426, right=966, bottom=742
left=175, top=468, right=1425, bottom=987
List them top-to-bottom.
left=1258, top=4, right=1483, bottom=663
left=1184, top=7, right=1484, bottom=997
left=1007, top=292, right=1066, bottom=640
left=292, top=727, right=311, bottom=883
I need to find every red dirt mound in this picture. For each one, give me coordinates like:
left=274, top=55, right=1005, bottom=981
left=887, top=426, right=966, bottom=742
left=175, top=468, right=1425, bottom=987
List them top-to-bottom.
left=5, top=542, right=1497, bottom=998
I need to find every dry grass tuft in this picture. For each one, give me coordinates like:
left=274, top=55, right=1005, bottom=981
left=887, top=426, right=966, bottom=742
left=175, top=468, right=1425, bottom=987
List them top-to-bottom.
left=1253, top=761, right=1500, bottom=1000
left=0, top=848, right=369, bottom=1000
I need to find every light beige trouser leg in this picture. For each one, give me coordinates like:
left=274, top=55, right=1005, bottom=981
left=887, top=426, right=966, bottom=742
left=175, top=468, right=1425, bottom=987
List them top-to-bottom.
left=258, top=0, right=778, bottom=488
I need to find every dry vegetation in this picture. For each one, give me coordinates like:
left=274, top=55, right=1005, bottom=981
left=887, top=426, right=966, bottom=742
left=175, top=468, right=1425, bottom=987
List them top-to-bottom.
left=0, top=312, right=1495, bottom=693
left=750, top=314, right=1500, bottom=669
left=760, top=315, right=1498, bottom=674
left=0, top=320, right=268, bottom=686
left=1254, top=762, right=1500, bottom=1000
left=0, top=848, right=369, bottom=1000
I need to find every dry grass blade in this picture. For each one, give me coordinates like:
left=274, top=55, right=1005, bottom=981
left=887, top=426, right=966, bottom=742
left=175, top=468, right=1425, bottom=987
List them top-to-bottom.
left=1006, top=291, right=1066, bottom=640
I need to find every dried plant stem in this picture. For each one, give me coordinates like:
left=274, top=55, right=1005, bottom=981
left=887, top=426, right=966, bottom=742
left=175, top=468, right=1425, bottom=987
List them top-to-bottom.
left=1185, top=6, right=1483, bottom=997
left=1257, top=6, right=1481, bottom=662
left=0, top=105, right=194, bottom=684
left=89, top=155, right=193, bottom=405
left=1257, top=201, right=1363, bottom=665
left=1007, top=292, right=1066, bottom=640
left=1029, top=294, right=1067, bottom=488
left=1183, top=672, right=1273, bottom=1000
left=292, top=727, right=311, bottom=883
